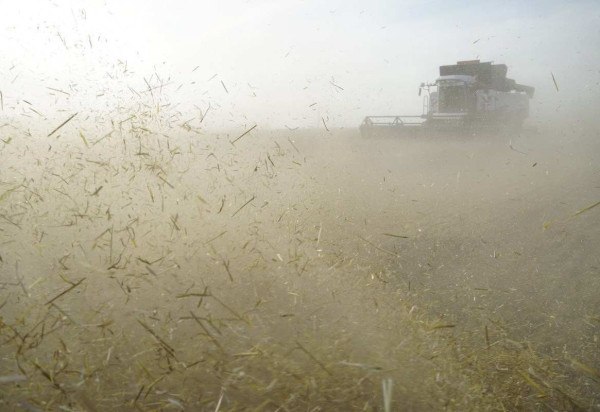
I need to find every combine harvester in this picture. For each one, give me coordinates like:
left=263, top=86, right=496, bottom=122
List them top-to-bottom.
left=360, top=60, right=535, bottom=137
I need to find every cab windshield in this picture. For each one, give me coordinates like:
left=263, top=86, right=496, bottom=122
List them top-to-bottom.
left=438, top=80, right=468, bottom=113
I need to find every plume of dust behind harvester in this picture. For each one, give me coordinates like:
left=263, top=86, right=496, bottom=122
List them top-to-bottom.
left=360, top=60, right=535, bottom=137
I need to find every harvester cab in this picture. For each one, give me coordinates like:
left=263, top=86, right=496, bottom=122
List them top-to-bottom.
left=360, top=60, right=535, bottom=137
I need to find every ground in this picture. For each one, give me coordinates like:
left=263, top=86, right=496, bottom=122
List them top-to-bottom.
left=0, top=119, right=598, bottom=411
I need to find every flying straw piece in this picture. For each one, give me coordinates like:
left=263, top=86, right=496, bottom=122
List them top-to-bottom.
left=551, top=72, right=559, bottom=92
left=329, top=80, right=344, bottom=91
left=46, top=87, right=70, bottom=96
left=200, top=104, right=211, bottom=123
left=47, top=112, right=77, bottom=137
left=231, top=124, right=257, bottom=145
left=287, top=137, right=299, bottom=153
left=508, top=140, right=527, bottom=155
left=158, top=175, right=174, bottom=189
left=91, top=186, right=103, bottom=196
left=232, top=195, right=255, bottom=217
left=573, top=200, right=600, bottom=217
left=316, top=223, right=322, bottom=245
left=205, top=231, right=227, bottom=244
left=382, top=233, right=409, bottom=238
left=357, top=235, right=398, bottom=257
left=222, top=259, right=233, bottom=282
left=45, top=278, right=85, bottom=305
left=189, top=311, right=223, bottom=351
left=137, top=319, right=176, bottom=357
left=295, top=340, right=332, bottom=375
left=382, top=378, right=393, bottom=412
left=214, top=388, right=224, bottom=412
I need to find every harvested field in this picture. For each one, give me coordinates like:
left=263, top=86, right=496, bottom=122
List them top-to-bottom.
left=0, top=113, right=599, bottom=410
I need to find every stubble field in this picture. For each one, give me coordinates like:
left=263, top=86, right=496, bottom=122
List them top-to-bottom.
left=0, top=114, right=599, bottom=410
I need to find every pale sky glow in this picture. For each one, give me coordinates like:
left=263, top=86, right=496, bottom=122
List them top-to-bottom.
left=2, top=0, right=599, bottom=129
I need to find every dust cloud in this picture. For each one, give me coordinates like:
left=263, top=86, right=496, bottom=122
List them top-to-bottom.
left=1, top=1, right=600, bottom=411
left=1, top=110, right=599, bottom=410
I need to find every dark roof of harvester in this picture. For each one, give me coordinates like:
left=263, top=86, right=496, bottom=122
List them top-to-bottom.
left=440, top=60, right=534, bottom=97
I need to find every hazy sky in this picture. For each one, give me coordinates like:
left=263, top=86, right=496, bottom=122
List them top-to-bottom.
left=2, top=0, right=599, bottom=129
